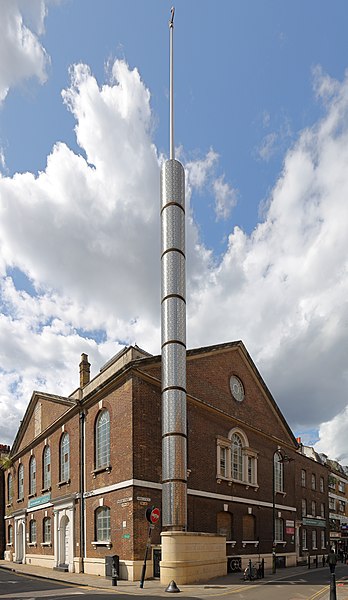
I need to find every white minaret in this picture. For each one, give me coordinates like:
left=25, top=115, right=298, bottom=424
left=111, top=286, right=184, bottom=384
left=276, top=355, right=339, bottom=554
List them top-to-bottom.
left=160, top=7, right=187, bottom=531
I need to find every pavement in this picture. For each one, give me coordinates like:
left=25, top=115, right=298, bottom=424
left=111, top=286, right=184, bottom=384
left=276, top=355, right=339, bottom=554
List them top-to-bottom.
left=0, top=559, right=346, bottom=596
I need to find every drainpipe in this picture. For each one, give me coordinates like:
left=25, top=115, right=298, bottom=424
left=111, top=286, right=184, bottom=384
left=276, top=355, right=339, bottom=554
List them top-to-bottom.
left=79, top=409, right=86, bottom=572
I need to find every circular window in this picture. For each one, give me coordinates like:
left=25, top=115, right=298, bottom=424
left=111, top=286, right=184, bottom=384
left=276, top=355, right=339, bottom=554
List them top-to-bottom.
left=230, top=376, right=244, bottom=402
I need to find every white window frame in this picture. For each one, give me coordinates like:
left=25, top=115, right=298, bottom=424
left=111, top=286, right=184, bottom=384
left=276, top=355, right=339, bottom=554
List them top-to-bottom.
left=95, top=410, right=110, bottom=469
left=216, top=429, right=258, bottom=487
left=60, top=432, right=70, bottom=483
left=43, top=445, right=51, bottom=490
left=274, top=452, right=284, bottom=493
left=29, top=456, right=36, bottom=496
left=18, top=464, right=24, bottom=500
left=301, top=469, right=306, bottom=487
left=311, top=474, right=316, bottom=490
left=320, top=476, right=324, bottom=493
left=301, top=498, right=306, bottom=517
left=95, top=506, right=111, bottom=543
left=43, top=517, right=51, bottom=543
left=275, top=517, right=284, bottom=542
left=29, top=519, right=37, bottom=544
left=302, top=528, right=307, bottom=550
left=312, top=529, right=317, bottom=550
left=321, top=530, right=326, bottom=549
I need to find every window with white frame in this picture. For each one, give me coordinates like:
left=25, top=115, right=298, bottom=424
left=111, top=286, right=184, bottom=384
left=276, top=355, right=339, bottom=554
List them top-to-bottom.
left=95, top=409, right=110, bottom=469
left=216, top=429, right=258, bottom=486
left=60, top=432, right=70, bottom=483
left=43, top=445, right=51, bottom=490
left=274, top=452, right=284, bottom=493
left=29, top=456, right=36, bottom=496
left=18, top=463, right=24, bottom=500
left=301, top=469, right=306, bottom=487
left=7, top=473, right=13, bottom=504
left=311, top=474, right=316, bottom=490
left=320, top=476, right=324, bottom=493
left=338, top=481, right=345, bottom=493
left=329, top=497, right=336, bottom=511
left=301, top=499, right=307, bottom=517
left=338, top=500, right=345, bottom=513
left=311, top=501, right=316, bottom=516
left=320, top=503, right=325, bottom=518
left=95, top=506, right=111, bottom=542
left=43, top=517, right=51, bottom=543
left=275, top=518, right=284, bottom=542
left=29, top=519, right=37, bottom=544
left=8, top=524, right=13, bottom=545
left=302, top=528, right=307, bottom=550
left=312, top=530, right=317, bottom=549
left=321, top=530, right=326, bottom=549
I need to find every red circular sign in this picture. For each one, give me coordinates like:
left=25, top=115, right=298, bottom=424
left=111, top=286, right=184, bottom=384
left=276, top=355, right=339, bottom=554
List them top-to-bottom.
left=149, top=507, right=160, bottom=524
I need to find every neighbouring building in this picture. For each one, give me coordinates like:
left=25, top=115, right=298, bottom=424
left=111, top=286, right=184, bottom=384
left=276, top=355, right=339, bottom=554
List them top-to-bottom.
left=3, top=341, right=330, bottom=580
left=0, top=444, right=11, bottom=559
left=320, top=455, right=348, bottom=557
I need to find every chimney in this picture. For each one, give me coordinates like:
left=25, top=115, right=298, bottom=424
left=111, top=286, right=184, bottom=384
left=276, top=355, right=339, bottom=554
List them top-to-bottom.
left=79, top=353, right=90, bottom=388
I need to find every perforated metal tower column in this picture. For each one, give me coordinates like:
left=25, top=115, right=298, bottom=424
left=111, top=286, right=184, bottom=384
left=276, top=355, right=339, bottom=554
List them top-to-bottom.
left=160, top=7, right=187, bottom=531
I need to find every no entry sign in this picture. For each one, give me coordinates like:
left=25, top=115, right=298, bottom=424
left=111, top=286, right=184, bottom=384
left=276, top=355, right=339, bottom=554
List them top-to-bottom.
left=146, top=506, right=160, bottom=524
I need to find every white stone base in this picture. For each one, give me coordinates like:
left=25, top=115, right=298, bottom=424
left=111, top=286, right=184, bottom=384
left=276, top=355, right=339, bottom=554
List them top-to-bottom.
left=160, top=531, right=227, bottom=585
left=25, top=554, right=55, bottom=569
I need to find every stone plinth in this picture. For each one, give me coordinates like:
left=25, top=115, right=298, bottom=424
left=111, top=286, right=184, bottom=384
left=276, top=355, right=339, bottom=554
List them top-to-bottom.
left=160, top=531, right=226, bottom=585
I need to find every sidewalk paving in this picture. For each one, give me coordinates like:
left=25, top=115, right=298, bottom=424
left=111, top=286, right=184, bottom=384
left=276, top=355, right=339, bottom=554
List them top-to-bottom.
left=0, top=560, right=340, bottom=596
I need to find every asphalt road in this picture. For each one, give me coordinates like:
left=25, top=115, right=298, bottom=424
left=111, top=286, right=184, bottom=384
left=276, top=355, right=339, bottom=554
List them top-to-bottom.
left=0, top=566, right=347, bottom=600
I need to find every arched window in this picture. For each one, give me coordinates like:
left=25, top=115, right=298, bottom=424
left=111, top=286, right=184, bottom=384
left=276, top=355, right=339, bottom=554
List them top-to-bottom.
left=95, top=410, right=110, bottom=469
left=60, top=433, right=70, bottom=483
left=231, top=433, right=243, bottom=481
left=43, top=446, right=51, bottom=490
left=274, top=452, right=284, bottom=492
left=29, top=456, right=36, bottom=496
left=18, top=464, right=24, bottom=500
left=7, top=473, right=13, bottom=504
left=95, top=506, right=111, bottom=542
left=242, top=514, right=256, bottom=541
left=43, top=517, right=51, bottom=543
left=275, top=517, right=284, bottom=542
left=29, top=519, right=37, bottom=544
left=8, top=524, right=13, bottom=545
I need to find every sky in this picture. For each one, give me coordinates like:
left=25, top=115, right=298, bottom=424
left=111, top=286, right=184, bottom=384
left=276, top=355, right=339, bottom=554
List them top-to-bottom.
left=0, top=0, right=348, bottom=462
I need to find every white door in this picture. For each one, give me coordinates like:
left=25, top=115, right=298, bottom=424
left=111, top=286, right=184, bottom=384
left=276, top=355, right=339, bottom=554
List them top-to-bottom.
left=60, top=515, right=69, bottom=565
left=16, top=522, right=24, bottom=563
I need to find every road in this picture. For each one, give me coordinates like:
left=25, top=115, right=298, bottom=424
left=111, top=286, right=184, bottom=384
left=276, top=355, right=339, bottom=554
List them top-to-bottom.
left=0, top=565, right=347, bottom=600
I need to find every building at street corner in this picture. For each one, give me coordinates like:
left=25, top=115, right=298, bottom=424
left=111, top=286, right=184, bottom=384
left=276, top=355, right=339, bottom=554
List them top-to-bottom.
left=3, top=341, right=330, bottom=580
left=321, top=455, right=348, bottom=556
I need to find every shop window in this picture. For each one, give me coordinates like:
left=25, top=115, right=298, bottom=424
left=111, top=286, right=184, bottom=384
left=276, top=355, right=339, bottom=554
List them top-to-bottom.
left=95, top=410, right=110, bottom=470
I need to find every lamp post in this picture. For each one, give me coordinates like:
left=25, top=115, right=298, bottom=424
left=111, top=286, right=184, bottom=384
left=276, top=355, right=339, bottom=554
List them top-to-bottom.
left=272, top=451, right=292, bottom=574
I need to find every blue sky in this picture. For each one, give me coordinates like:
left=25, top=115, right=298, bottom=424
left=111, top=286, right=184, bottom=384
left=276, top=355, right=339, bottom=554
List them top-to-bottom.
left=1, top=0, right=348, bottom=460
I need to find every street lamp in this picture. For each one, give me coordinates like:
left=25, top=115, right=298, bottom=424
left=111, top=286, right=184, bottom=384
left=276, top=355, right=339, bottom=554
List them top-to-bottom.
left=272, top=451, right=293, bottom=574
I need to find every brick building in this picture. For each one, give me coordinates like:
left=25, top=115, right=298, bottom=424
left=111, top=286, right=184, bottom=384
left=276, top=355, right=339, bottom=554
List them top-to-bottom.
left=3, top=341, right=329, bottom=579
left=321, top=456, right=348, bottom=556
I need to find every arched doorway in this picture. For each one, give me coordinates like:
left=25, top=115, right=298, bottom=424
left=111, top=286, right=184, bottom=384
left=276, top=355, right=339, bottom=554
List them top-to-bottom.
left=59, top=515, right=70, bottom=567
left=16, top=522, right=24, bottom=563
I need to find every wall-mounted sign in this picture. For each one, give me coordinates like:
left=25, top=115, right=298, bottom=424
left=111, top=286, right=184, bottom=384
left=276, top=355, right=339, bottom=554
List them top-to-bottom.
left=28, top=493, right=51, bottom=508
left=137, top=496, right=151, bottom=502
left=117, top=497, right=132, bottom=504
left=302, top=517, right=326, bottom=527
left=286, top=520, right=295, bottom=527
left=123, top=533, right=131, bottom=539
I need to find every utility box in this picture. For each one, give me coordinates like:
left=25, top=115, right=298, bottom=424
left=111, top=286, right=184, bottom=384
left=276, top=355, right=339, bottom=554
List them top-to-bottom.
left=105, top=555, right=120, bottom=579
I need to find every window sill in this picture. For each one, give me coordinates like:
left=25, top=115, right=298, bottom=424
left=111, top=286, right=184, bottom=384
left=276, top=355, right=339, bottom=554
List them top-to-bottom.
left=92, top=465, right=112, bottom=478
left=217, top=476, right=258, bottom=489
left=58, top=479, right=70, bottom=488
left=41, top=487, right=51, bottom=493
left=275, top=491, right=287, bottom=497
left=28, top=493, right=36, bottom=499
left=17, top=498, right=24, bottom=503
left=6, top=503, right=13, bottom=508
left=242, top=540, right=259, bottom=548
left=91, top=541, right=112, bottom=549
left=275, top=541, right=287, bottom=546
left=41, top=542, right=52, bottom=547
left=6, top=543, right=13, bottom=547
left=28, top=543, right=37, bottom=547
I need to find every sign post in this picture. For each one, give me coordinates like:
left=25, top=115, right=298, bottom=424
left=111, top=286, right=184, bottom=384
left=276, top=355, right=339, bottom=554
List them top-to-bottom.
left=139, top=507, right=161, bottom=589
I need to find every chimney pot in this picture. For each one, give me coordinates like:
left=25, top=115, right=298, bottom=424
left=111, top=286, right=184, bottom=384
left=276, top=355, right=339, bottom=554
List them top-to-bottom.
left=79, top=353, right=90, bottom=388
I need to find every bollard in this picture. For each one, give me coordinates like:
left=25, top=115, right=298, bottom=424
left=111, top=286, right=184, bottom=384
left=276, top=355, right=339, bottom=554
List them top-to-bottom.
left=249, top=559, right=252, bottom=581
left=330, top=573, right=337, bottom=600
left=111, top=576, right=117, bottom=587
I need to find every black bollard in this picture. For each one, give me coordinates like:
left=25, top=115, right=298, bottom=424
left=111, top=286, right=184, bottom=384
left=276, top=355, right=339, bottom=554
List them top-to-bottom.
left=329, top=573, right=337, bottom=600
left=111, top=576, right=117, bottom=586
left=165, top=580, right=181, bottom=593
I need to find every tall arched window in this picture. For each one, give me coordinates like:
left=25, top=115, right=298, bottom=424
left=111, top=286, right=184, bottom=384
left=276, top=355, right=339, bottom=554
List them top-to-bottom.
left=95, top=410, right=110, bottom=469
left=60, top=433, right=70, bottom=483
left=231, top=433, right=243, bottom=481
left=43, top=445, right=51, bottom=490
left=274, top=452, right=284, bottom=492
left=29, top=456, right=36, bottom=496
left=18, top=464, right=24, bottom=500
left=7, top=473, right=13, bottom=504
left=95, top=506, right=111, bottom=542
left=43, top=517, right=51, bottom=543
left=29, top=519, right=37, bottom=544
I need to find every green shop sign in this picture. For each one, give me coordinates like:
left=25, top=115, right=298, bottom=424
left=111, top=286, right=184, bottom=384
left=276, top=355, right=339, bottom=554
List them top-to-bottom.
left=28, top=493, right=51, bottom=509
left=302, top=517, right=326, bottom=527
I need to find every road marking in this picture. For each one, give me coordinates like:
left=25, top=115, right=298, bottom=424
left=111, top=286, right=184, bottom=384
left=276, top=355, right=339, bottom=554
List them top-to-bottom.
left=0, top=589, right=85, bottom=598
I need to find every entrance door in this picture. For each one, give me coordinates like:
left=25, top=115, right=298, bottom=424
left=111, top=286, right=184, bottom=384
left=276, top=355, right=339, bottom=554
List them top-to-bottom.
left=59, top=515, right=70, bottom=567
left=17, top=522, right=24, bottom=563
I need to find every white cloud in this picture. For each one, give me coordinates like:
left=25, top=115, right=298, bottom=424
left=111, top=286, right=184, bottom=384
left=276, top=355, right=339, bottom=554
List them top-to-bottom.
left=0, top=0, right=49, bottom=102
left=1, top=48, right=348, bottom=469
left=213, top=176, right=238, bottom=221
left=315, top=408, right=348, bottom=463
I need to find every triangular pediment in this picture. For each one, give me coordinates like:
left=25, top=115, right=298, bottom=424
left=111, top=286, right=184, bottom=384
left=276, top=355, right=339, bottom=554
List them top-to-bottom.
left=11, top=391, right=75, bottom=455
